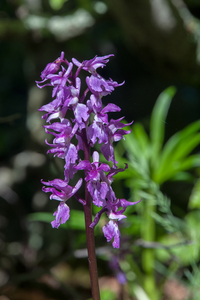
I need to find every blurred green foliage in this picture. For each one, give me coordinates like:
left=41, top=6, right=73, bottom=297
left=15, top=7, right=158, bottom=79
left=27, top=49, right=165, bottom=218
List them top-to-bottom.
left=112, top=87, right=200, bottom=299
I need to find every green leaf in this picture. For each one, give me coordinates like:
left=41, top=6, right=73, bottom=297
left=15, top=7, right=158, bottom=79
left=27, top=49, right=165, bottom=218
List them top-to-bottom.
left=150, top=86, right=176, bottom=166
left=153, top=120, right=200, bottom=183
left=159, top=120, right=200, bottom=167
left=160, top=122, right=200, bottom=166
left=131, top=123, right=150, bottom=155
left=122, top=124, right=151, bottom=179
left=123, top=130, right=142, bottom=159
left=168, top=133, right=200, bottom=162
left=155, top=155, right=200, bottom=184
left=170, top=172, right=194, bottom=182
left=189, top=178, right=200, bottom=209
left=155, top=233, right=197, bottom=266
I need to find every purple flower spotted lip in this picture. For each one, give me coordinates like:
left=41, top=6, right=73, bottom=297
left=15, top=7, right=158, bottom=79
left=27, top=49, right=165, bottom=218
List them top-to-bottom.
left=37, top=52, right=140, bottom=248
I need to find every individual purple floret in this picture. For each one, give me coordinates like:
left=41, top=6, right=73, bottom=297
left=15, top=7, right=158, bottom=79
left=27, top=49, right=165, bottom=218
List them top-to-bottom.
left=40, top=51, right=65, bottom=79
left=37, top=52, right=140, bottom=248
left=72, top=54, right=114, bottom=74
left=75, top=151, right=110, bottom=207
left=41, top=178, right=83, bottom=228
left=51, top=202, right=70, bottom=229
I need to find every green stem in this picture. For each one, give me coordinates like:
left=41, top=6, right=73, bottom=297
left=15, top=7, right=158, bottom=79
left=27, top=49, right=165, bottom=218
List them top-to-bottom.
left=83, top=130, right=100, bottom=300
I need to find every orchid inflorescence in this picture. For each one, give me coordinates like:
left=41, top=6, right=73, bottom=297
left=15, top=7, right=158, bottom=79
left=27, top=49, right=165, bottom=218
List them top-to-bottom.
left=36, top=52, right=140, bottom=248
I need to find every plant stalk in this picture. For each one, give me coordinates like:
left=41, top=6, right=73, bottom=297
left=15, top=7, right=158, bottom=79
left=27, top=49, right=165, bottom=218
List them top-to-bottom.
left=83, top=130, right=101, bottom=300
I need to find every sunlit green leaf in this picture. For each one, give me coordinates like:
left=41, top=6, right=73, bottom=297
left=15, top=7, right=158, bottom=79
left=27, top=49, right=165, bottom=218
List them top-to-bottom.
left=49, top=0, right=67, bottom=10
left=150, top=86, right=176, bottom=166
left=153, top=120, right=200, bottom=182
left=132, top=123, right=150, bottom=155
left=123, top=126, right=151, bottom=180
left=123, top=130, right=142, bottom=158
left=155, top=155, right=200, bottom=184
left=170, top=172, right=194, bottom=182
left=189, top=178, right=200, bottom=209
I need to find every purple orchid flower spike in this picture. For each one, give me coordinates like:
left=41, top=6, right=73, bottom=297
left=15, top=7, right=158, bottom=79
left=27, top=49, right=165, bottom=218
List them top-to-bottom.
left=36, top=52, right=140, bottom=249
left=37, top=52, right=140, bottom=300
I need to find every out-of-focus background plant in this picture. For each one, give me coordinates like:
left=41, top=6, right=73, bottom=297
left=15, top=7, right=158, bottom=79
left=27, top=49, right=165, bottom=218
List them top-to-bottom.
left=1, top=0, right=200, bottom=299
